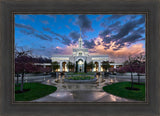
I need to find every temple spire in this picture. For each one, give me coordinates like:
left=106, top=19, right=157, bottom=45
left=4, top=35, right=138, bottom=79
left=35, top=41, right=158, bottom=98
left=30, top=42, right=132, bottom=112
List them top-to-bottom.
left=78, top=28, right=83, bottom=48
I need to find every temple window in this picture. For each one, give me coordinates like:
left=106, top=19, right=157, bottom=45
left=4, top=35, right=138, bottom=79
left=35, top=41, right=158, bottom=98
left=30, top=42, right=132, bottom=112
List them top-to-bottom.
left=79, top=53, right=82, bottom=56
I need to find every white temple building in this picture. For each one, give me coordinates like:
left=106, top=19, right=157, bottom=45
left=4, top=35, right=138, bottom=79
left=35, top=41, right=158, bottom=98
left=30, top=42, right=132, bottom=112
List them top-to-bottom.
left=34, top=31, right=122, bottom=72
left=51, top=32, right=117, bottom=72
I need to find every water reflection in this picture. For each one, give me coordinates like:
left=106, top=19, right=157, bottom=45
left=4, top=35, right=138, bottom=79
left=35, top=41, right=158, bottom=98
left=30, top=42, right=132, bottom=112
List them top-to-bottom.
left=105, top=76, right=118, bottom=84
left=47, top=79, right=50, bottom=83
left=36, top=91, right=135, bottom=102
left=49, top=92, right=73, bottom=98
left=109, top=94, right=117, bottom=101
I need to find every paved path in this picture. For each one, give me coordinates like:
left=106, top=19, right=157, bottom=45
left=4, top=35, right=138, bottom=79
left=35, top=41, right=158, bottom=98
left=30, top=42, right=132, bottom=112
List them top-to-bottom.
left=15, top=74, right=145, bottom=102
left=32, top=78, right=141, bottom=102
left=33, top=90, right=137, bottom=102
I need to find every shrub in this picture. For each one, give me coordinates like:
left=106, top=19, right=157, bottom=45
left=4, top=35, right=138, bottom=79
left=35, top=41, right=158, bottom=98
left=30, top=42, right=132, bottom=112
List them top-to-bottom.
left=66, top=76, right=94, bottom=80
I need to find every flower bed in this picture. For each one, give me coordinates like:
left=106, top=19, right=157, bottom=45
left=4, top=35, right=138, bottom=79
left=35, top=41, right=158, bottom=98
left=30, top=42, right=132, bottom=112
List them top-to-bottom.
left=67, top=72, right=95, bottom=75
left=64, top=76, right=97, bottom=83
left=66, top=76, right=94, bottom=80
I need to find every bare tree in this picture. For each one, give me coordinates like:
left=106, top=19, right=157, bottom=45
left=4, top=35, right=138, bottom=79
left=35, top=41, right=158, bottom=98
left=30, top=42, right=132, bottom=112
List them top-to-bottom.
left=15, top=47, right=33, bottom=92
left=134, top=53, right=145, bottom=84
left=124, top=55, right=136, bottom=89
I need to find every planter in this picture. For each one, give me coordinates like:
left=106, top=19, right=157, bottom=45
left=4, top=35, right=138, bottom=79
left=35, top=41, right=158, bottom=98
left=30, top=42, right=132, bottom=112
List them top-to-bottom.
left=63, top=78, right=97, bottom=83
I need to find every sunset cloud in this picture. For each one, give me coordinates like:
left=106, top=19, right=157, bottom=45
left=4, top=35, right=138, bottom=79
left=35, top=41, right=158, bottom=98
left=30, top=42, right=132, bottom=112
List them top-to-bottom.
left=15, top=14, right=145, bottom=63
left=52, top=36, right=145, bottom=63
left=88, top=37, right=145, bottom=63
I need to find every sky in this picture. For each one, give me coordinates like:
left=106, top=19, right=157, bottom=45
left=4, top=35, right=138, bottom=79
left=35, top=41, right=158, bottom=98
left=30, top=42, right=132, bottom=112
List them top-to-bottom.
left=15, top=14, right=145, bottom=63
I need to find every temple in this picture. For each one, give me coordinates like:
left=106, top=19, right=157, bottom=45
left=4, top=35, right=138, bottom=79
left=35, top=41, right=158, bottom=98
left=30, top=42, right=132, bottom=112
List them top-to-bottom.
left=50, top=30, right=121, bottom=72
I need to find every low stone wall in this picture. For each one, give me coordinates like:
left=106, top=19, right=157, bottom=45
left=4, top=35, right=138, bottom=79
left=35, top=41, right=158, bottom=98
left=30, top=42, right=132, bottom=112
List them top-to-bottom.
left=63, top=78, right=97, bottom=83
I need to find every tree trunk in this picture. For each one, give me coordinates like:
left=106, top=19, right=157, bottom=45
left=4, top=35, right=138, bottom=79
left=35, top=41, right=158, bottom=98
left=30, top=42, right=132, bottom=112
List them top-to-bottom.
left=20, top=72, right=24, bottom=92
left=131, top=72, right=134, bottom=89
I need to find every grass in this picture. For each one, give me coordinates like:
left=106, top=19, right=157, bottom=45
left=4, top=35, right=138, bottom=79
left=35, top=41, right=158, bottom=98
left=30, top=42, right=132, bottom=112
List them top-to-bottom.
left=66, top=76, right=95, bottom=80
left=103, top=82, right=145, bottom=101
left=15, top=83, right=57, bottom=101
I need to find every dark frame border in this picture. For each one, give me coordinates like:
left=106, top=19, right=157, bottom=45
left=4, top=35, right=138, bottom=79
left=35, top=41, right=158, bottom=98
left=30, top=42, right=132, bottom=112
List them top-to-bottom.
left=0, top=0, right=159, bottom=116
left=12, top=12, right=148, bottom=104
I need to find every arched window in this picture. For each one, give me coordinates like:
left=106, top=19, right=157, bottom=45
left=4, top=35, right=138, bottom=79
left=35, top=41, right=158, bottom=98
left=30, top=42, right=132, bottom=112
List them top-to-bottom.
left=79, top=53, right=82, bottom=56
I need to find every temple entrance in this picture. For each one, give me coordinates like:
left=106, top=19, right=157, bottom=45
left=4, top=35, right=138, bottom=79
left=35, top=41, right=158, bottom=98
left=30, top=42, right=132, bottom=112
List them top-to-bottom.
left=77, top=59, right=84, bottom=72
left=62, top=62, right=67, bottom=72
left=95, top=62, right=99, bottom=72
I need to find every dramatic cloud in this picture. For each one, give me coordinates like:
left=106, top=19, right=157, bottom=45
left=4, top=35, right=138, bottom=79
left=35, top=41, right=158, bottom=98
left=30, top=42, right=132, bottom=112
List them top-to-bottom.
left=15, top=14, right=145, bottom=63
left=19, top=15, right=35, bottom=22
left=75, top=15, right=93, bottom=33
left=96, top=15, right=103, bottom=21
left=100, top=15, right=145, bottom=50
left=113, top=18, right=143, bottom=39
left=99, top=21, right=121, bottom=39
left=108, top=21, right=121, bottom=31
left=15, top=23, right=53, bottom=41
left=15, top=23, right=36, bottom=32
left=43, top=27, right=71, bottom=45
left=99, top=29, right=111, bottom=38
left=20, top=30, right=33, bottom=35
left=69, top=31, right=80, bottom=44
left=34, top=33, right=53, bottom=41
left=115, top=34, right=142, bottom=49
left=61, top=35, right=71, bottom=46
left=51, top=36, right=145, bottom=63
left=88, top=37, right=145, bottom=63
left=83, top=39, right=96, bottom=49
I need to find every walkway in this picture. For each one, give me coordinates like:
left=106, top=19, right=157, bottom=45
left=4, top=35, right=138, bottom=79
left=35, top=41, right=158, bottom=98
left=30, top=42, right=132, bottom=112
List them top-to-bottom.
left=15, top=74, right=145, bottom=102
left=32, top=78, right=140, bottom=102
left=33, top=90, right=136, bottom=102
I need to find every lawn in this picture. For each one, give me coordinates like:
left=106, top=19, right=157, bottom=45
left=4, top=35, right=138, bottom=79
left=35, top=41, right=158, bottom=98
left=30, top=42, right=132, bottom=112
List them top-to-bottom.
left=103, top=82, right=145, bottom=101
left=15, top=83, right=57, bottom=101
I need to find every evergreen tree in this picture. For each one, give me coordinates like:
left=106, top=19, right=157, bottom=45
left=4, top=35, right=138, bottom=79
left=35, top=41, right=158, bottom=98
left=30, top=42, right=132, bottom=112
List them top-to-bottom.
left=84, top=60, right=87, bottom=73
left=51, top=61, right=60, bottom=72
left=67, top=61, right=74, bottom=72
left=75, top=61, right=78, bottom=73
left=87, top=61, right=95, bottom=72
left=101, top=61, right=111, bottom=72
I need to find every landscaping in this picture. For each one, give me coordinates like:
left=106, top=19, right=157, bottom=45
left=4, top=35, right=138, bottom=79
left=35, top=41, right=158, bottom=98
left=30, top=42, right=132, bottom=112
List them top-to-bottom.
left=67, top=72, right=95, bottom=75
left=66, top=76, right=95, bottom=80
left=103, top=82, right=145, bottom=101
left=15, top=83, right=57, bottom=101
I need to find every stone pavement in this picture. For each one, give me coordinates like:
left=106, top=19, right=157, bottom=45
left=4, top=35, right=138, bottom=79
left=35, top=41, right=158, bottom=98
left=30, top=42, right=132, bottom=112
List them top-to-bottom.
left=15, top=74, right=145, bottom=102
left=32, top=78, right=142, bottom=102
left=33, top=91, right=137, bottom=102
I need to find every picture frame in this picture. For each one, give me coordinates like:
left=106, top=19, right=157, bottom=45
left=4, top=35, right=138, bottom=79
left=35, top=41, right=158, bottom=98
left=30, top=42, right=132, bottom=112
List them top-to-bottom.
left=0, top=0, right=159, bottom=116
